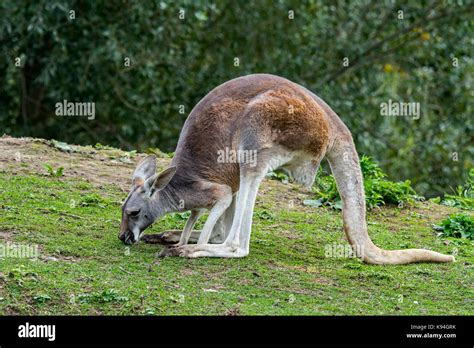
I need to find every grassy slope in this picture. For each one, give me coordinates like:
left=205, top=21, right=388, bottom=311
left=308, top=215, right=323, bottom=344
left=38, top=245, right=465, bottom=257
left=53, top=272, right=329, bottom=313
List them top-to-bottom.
left=0, top=138, right=472, bottom=315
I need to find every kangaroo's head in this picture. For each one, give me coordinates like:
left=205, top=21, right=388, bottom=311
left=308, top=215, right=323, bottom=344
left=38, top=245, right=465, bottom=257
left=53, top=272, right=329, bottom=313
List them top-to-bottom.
left=119, top=155, right=176, bottom=245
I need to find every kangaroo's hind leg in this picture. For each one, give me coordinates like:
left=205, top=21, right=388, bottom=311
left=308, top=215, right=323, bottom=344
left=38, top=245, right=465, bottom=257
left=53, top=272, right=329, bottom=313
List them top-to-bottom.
left=209, top=194, right=236, bottom=244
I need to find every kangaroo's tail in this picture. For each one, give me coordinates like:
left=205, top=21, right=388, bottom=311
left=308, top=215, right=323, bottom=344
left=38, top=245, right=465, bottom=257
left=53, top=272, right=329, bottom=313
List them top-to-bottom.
left=325, top=132, right=454, bottom=265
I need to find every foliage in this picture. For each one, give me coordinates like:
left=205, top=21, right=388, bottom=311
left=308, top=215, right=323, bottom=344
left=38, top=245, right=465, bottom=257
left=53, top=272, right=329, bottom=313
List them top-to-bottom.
left=0, top=1, right=472, bottom=196
left=94, top=143, right=116, bottom=151
left=144, top=147, right=173, bottom=158
left=312, top=155, right=420, bottom=210
left=42, top=163, right=63, bottom=177
left=438, top=168, right=473, bottom=210
left=266, top=170, right=289, bottom=184
left=79, top=193, right=107, bottom=208
left=256, top=210, right=275, bottom=221
left=433, top=213, right=474, bottom=240
left=76, top=289, right=129, bottom=304
left=33, top=294, right=52, bottom=304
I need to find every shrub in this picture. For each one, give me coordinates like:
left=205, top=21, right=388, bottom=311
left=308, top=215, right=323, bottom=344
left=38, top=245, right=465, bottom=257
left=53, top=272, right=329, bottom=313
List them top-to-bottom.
left=311, top=155, right=420, bottom=210
left=42, top=163, right=64, bottom=177
left=438, top=169, right=473, bottom=210
left=266, top=170, right=289, bottom=184
left=79, top=193, right=107, bottom=208
left=433, top=214, right=474, bottom=240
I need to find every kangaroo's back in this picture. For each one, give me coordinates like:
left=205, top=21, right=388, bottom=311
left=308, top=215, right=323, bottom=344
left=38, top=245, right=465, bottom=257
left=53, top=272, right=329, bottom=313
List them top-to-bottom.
left=172, top=74, right=331, bottom=190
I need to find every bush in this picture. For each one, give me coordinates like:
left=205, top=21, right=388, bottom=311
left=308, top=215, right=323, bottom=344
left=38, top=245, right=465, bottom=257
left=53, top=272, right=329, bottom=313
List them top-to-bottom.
left=311, top=155, right=420, bottom=210
left=437, top=169, right=473, bottom=210
left=266, top=170, right=290, bottom=184
left=433, top=214, right=474, bottom=240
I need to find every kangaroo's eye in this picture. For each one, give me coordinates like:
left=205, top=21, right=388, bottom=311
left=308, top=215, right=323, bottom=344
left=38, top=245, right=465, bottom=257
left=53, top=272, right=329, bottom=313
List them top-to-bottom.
left=126, top=208, right=141, bottom=218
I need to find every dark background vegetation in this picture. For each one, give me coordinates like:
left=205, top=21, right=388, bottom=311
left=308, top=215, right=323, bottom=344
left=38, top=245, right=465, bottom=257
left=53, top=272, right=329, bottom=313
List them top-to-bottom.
left=0, top=0, right=472, bottom=196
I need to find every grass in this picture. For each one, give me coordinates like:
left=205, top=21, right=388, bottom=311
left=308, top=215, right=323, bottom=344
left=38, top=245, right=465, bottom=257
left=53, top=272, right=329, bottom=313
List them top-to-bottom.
left=0, top=137, right=474, bottom=315
left=0, top=138, right=472, bottom=315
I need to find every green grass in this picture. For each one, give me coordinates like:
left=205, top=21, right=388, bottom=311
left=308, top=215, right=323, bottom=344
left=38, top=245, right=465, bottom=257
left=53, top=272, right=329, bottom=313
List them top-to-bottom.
left=0, top=173, right=473, bottom=315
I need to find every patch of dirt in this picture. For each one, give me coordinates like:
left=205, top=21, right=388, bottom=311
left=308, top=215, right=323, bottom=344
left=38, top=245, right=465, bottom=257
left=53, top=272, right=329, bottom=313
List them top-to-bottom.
left=0, top=135, right=170, bottom=191
left=258, top=180, right=316, bottom=212
left=276, top=228, right=305, bottom=240
left=0, top=229, right=16, bottom=242
left=40, top=254, right=81, bottom=263
left=180, top=268, right=197, bottom=276
left=311, top=277, right=335, bottom=286
left=224, top=304, right=241, bottom=316
left=4, top=305, right=21, bottom=315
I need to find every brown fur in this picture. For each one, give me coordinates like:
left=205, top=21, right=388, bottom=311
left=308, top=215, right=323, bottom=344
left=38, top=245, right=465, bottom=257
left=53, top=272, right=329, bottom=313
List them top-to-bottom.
left=170, top=74, right=330, bottom=194
left=245, top=87, right=329, bottom=156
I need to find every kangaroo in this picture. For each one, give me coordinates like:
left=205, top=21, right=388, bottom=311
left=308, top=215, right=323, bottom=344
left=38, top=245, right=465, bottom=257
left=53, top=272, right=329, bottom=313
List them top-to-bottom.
left=119, top=74, right=454, bottom=264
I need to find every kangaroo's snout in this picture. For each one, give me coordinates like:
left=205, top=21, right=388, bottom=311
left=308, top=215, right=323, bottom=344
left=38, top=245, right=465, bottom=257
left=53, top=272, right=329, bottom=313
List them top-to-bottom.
left=119, top=230, right=137, bottom=245
left=118, top=232, right=126, bottom=242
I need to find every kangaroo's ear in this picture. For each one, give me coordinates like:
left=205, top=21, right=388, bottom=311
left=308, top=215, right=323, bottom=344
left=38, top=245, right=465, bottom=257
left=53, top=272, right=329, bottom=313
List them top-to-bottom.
left=132, top=155, right=156, bottom=187
left=144, top=166, right=176, bottom=194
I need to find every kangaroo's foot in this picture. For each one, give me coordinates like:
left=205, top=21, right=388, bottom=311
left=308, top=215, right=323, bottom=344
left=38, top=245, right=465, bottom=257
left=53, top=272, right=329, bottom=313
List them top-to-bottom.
left=158, top=244, right=248, bottom=258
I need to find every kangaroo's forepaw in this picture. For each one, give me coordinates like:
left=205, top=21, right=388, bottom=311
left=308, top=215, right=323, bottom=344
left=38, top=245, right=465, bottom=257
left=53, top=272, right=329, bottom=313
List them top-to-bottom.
left=143, top=230, right=182, bottom=245
left=142, top=233, right=167, bottom=244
